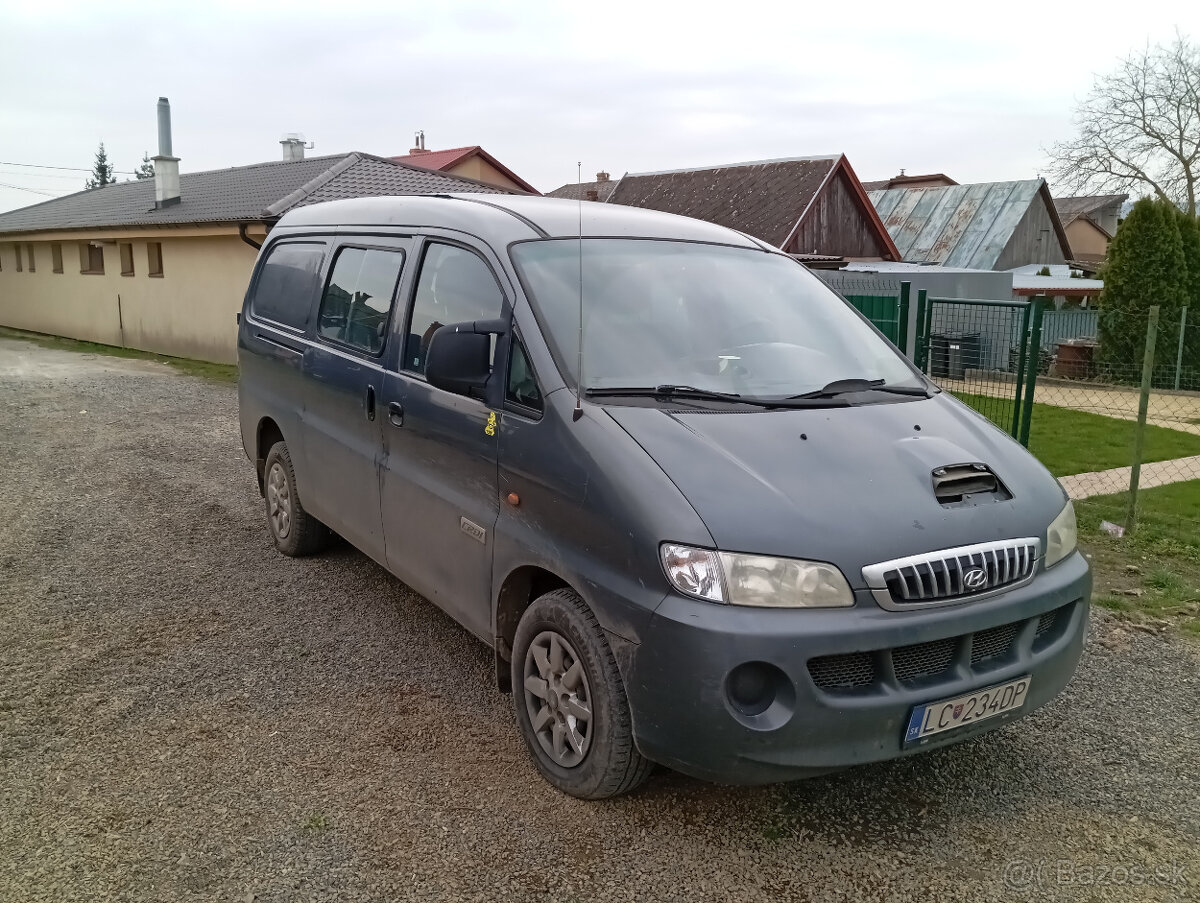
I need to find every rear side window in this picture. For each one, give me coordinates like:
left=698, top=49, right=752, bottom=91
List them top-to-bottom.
left=251, top=241, right=325, bottom=330
left=405, top=243, right=504, bottom=373
left=317, top=246, right=405, bottom=355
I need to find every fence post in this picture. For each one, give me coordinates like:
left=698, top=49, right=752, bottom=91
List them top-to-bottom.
left=898, top=281, right=911, bottom=357
left=914, top=289, right=929, bottom=370
left=1017, top=296, right=1045, bottom=447
left=1010, top=302, right=1033, bottom=439
left=1126, top=306, right=1161, bottom=535
left=1175, top=306, right=1188, bottom=391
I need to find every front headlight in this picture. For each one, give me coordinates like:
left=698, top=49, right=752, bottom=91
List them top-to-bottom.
left=1045, top=500, right=1077, bottom=569
left=660, top=544, right=853, bottom=608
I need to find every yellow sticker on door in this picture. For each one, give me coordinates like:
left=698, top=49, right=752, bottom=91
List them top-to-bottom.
left=484, top=412, right=497, bottom=436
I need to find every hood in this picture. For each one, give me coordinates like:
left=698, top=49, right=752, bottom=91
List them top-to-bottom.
left=605, top=394, right=1067, bottom=587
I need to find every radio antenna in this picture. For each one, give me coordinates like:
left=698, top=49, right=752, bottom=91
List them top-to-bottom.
left=573, top=161, right=584, bottom=421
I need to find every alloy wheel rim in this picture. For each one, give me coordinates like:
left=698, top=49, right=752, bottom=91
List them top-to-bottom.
left=266, top=462, right=291, bottom=539
left=523, top=630, right=593, bottom=768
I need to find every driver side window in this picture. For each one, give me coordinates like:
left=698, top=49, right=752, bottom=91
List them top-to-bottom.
left=405, top=243, right=504, bottom=373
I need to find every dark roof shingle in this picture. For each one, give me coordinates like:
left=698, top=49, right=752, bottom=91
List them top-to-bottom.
left=0, top=152, right=513, bottom=235
left=604, top=157, right=840, bottom=246
left=1053, top=194, right=1127, bottom=224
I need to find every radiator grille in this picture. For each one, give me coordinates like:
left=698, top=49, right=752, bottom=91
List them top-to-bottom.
left=863, top=538, right=1040, bottom=609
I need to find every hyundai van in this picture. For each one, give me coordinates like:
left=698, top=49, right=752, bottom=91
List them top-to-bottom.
left=238, top=194, right=1090, bottom=799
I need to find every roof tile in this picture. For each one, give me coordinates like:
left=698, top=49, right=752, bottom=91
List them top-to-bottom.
left=0, top=153, right=511, bottom=235
left=604, top=157, right=840, bottom=246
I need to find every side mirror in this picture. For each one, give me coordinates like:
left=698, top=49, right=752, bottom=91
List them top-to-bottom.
left=425, top=320, right=505, bottom=398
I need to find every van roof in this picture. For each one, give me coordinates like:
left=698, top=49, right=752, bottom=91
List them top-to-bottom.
left=275, top=193, right=767, bottom=249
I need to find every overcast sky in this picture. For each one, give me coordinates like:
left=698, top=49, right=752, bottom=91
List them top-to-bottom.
left=0, top=0, right=1192, bottom=213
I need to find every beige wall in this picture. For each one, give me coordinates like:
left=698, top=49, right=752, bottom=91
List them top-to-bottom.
left=447, top=158, right=527, bottom=192
left=1064, top=219, right=1110, bottom=258
left=0, top=228, right=263, bottom=364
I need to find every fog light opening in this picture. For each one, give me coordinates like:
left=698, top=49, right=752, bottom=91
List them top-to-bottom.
left=727, top=662, right=775, bottom=716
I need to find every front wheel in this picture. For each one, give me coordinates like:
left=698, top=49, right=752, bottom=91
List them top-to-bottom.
left=263, top=441, right=330, bottom=557
left=511, top=589, right=653, bottom=799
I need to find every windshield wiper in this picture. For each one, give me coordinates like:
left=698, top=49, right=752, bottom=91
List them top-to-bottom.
left=788, top=378, right=932, bottom=400
left=583, top=385, right=852, bottom=409
left=584, top=385, right=745, bottom=403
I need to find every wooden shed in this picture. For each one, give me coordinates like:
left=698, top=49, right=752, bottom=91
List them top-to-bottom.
left=598, top=155, right=900, bottom=261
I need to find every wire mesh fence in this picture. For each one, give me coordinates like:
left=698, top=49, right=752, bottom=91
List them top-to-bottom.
left=917, top=296, right=1037, bottom=444
left=917, top=300, right=1200, bottom=534
left=1035, top=306, right=1200, bottom=520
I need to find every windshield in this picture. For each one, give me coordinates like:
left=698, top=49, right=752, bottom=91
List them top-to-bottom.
left=511, top=239, right=920, bottom=399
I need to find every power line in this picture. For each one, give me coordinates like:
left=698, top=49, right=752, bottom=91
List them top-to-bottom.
left=0, top=159, right=138, bottom=175
left=0, top=168, right=96, bottom=181
left=0, top=181, right=69, bottom=197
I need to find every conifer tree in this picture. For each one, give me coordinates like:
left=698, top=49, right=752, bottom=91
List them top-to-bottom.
left=85, top=142, right=115, bottom=189
left=1097, top=198, right=1187, bottom=377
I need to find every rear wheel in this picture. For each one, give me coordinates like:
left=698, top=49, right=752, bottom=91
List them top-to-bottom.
left=263, top=441, right=329, bottom=557
left=511, top=588, right=653, bottom=799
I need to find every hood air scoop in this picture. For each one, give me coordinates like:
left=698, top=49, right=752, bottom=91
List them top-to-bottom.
left=932, top=463, right=1011, bottom=506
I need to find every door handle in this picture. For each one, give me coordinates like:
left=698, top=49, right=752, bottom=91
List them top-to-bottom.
left=365, top=385, right=376, bottom=421
left=388, top=401, right=405, bottom=427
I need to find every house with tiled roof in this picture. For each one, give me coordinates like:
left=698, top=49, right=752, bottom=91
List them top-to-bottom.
left=0, top=130, right=516, bottom=363
left=391, top=133, right=539, bottom=194
left=585, top=156, right=900, bottom=263
left=545, top=171, right=619, bottom=203
left=861, top=172, right=959, bottom=191
left=1052, top=194, right=1127, bottom=265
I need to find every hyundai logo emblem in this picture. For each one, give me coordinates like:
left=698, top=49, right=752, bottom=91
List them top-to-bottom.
left=963, top=567, right=988, bottom=590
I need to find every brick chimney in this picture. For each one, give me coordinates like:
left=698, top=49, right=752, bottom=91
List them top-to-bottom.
left=409, top=129, right=429, bottom=155
left=596, top=171, right=610, bottom=182
left=586, top=189, right=599, bottom=201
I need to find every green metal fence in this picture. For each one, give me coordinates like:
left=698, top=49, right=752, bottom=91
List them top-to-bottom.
left=843, top=281, right=910, bottom=351
left=914, top=295, right=1046, bottom=446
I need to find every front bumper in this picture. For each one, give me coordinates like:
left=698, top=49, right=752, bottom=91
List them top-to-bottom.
left=625, top=551, right=1090, bottom=784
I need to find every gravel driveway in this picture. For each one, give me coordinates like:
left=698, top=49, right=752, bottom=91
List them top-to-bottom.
left=2, top=335, right=1198, bottom=903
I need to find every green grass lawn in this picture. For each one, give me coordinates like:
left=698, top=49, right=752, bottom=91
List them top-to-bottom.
left=0, top=326, right=237, bottom=383
left=955, top=392, right=1200, bottom=477
left=1076, top=479, right=1200, bottom=637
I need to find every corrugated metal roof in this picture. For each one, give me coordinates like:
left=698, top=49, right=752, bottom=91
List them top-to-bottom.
left=0, top=152, right=512, bottom=236
left=869, top=180, right=1062, bottom=270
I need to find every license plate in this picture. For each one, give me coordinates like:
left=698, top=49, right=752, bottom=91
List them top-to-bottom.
left=904, top=676, right=1031, bottom=746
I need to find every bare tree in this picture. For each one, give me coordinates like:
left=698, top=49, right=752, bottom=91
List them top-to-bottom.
left=1048, top=33, right=1200, bottom=215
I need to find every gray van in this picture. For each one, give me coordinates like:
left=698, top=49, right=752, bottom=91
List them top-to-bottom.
left=238, top=194, right=1090, bottom=799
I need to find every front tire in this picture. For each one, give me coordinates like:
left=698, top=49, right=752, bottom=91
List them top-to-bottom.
left=263, top=441, right=329, bottom=557
left=511, top=589, right=653, bottom=799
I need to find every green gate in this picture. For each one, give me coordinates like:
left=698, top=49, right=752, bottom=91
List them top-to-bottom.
left=843, top=281, right=911, bottom=350
left=914, top=294, right=1046, bottom=446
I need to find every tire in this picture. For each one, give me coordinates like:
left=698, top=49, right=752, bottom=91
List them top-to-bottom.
left=262, top=441, right=330, bottom=557
left=511, top=588, right=653, bottom=799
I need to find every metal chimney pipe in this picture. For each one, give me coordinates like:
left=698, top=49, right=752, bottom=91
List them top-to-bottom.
left=153, top=96, right=181, bottom=208
left=157, top=97, right=173, bottom=157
